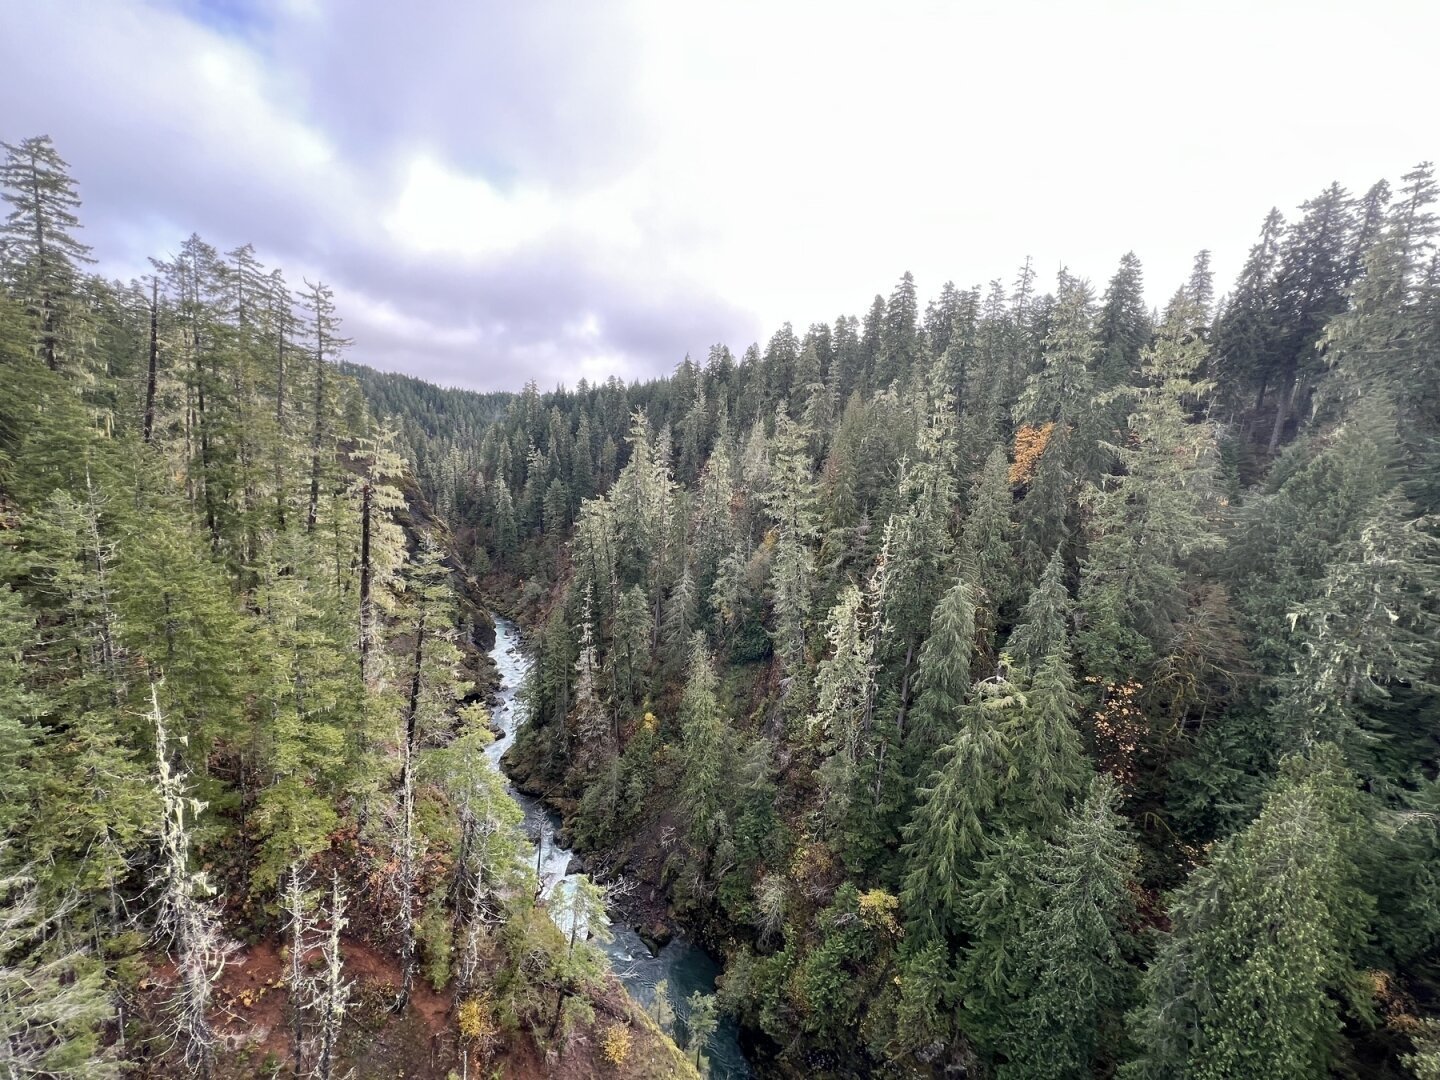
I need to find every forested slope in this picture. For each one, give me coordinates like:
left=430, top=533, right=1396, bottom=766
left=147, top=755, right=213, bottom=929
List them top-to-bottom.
left=0, top=135, right=695, bottom=1079
left=366, top=166, right=1440, bottom=1078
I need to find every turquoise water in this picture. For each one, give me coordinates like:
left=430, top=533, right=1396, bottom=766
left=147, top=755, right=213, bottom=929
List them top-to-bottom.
left=487, top=617, right=752, bottom=1077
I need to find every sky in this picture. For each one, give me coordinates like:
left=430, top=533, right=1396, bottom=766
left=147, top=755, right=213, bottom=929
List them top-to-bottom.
left=2, top=0, right=1435, bottom=391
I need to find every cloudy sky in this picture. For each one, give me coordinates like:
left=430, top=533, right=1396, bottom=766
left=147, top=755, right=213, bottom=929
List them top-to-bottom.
left=3, top=0, right=1434, bottom=390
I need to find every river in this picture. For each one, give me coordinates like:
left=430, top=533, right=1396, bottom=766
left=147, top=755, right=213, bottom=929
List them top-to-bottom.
left=485, top=616, right=753, bottom=1078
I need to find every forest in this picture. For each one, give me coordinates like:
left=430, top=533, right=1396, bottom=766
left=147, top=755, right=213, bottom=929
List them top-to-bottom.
left=2, top=130, right=1439, bottom=1079
left=0, top=135, right=697, bottom=1079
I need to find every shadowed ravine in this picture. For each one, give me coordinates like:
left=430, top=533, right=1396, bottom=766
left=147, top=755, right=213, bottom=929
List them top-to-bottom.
left=485, top=616, right=753, bottom=1078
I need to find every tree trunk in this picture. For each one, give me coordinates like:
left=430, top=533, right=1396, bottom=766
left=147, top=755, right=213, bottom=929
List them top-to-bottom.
left=190, top=265, right=219, bottom=545
left=143, top=277, right=159, bottom=443
left=275, top=305, right=288, bottom=529
left=307, top=334, right=326, bottom=532
left=1267, top=363, right=1296, bottom=453
left=359, top=477, right=373, bottom=682
left=393, top=614, right=426, bottom=1013
left=551, top=987, right=566, bottom=1038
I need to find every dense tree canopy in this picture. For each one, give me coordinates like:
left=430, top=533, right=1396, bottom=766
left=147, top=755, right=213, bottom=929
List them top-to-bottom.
left=5, top=130, right=1439, bottom=1079
left=387, top=159, right=1440, bottom=1080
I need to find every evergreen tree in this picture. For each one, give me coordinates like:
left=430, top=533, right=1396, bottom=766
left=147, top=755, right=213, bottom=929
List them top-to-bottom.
left=0, top=136, right=93, bottom=373
left=1215, top=207, right=1285, bottom=424
left=1096, top=252, right=1151, bottom=388
left=1021, top=270, right=1097, bottom=428
left=302, top=280, right=350, bottom=532
left=1077, top=290, right=1223, bottom=684
left=763, top=410, right=820, bottom=683
left=961, top=444, right=1017, bottom=617
left=1007, top=547, right=1073, bottom=669
left=904, top=574, right=978, bottom=762
left=0, top=583, right=40, bottom=836
left=680, top=634, right=735, bottom=862
left=1007, top=649, right=1089, bottom=831
left=901, top=668, right=1027, bottom=946
left=151, top=684, right=234, bottom=1079
left=1125, top=746, right=1372, bottom=1080
left=1000, top=775, right=1139, bottom=1079
left=0, top=848, right=117, bottom=1078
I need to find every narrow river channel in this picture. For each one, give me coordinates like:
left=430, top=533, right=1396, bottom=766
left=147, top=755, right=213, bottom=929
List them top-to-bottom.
left=485, top=616, right=753, bottom=1078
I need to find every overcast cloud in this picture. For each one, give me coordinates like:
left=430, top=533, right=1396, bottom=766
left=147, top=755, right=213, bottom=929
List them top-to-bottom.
left=2, top=0, right=1435, bottom=390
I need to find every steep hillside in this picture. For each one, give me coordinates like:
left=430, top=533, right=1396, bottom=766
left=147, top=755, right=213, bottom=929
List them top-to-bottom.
left=0, top=134, right=697, bottom=1080
left=367, top=166, right=1440, bottom=1077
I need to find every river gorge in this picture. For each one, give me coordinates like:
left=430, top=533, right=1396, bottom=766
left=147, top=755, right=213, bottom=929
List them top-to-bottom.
left=484, top=616, right=752, bottom=1078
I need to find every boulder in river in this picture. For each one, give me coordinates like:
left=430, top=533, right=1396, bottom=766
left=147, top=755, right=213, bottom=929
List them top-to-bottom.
left=637, top=920, right=674, bottom=956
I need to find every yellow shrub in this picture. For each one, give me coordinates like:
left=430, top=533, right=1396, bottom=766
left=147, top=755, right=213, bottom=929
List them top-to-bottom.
left=857, top=888, right=901, bottom=936
left=457, top=994, right=496, bottom=1041
left=601, top=1023, right=633, bottom=1068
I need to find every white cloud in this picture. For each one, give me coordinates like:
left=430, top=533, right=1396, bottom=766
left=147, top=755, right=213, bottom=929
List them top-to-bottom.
left=3, top=0, right=1436, bottom=389
left=382, top=156, right=646, bottom=260
left=384, top=156, right=558, bottom=257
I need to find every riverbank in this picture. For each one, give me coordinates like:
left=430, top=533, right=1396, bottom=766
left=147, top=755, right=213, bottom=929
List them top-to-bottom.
left=485, top=616, right=753, bottom=1078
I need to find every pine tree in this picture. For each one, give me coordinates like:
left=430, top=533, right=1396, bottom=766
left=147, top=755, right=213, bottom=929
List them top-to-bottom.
left=0, top=136, right=94, bottom=373
left=1320, top=162, right=1439, bottom=502
left=1265, top=183, right=1356, bottom=452
left=1215, top=207, right=1285, bottom=424
left=1187, top=249, right=1215, bottom=320
left=1096, top=252, right=1151, bottom=389
left=1020, top=270, right=1096, bottom=428
left=878, top=271, right=921, bottom=388
left=303, top=280, right=350, bottom=532
left=1077, top=290, right=1223, bottom=684
left=879, top=373, right=959, bottom=694
left=763, top=409, right=820, bottom=682
left=351, top=429, right=408, bottom=687
left=960, top=444, right=1017, bottom=617
left=17, top=486, right=154, bottom=911
left=1272, top=487, right=1439, bottom=754
left=250, top=529, right=360, bottom=885
left=386, top=535, right=470, bottom=1012
left=1007, top=547, right=1073, bottom=670
left=660, top=562, right=699, bottom=668
left=904, top=574, right=978, bottom=762
left=0, top=582, right=39, bottom=836
left=608, top=583, right=652, bottom=708
left=572, top=584, right=610, bottom=764
left=811, top=584, right=876, bottom=770
left=680, top=633, right=735, bottom=861
left=1006, top=649, right=1088, bottom=831
left=901, top=668, right=1027, bottom=946
left=151, top=683, right=234, bottom=1079
left=423, top=704, right=528, bottom=971
left=1124, top=745, right=1371, bottom=1080
left=1000, top=775, right=1139, bottom=1079
left=953, top=825, right=1046, bottom=1056
left=0, top=848, right=117, bottom=1078
left=280, top=864, right=318, bottom=1075
left=312, top=873, right=353, bottom=1080
left=548, top=875, right=613, bottom=1037
left=686, top=991, right=720, bottom=1072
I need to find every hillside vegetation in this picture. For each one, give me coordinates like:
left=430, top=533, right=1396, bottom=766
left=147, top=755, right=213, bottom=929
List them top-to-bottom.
left=0, top=134, right=695, bottom=1079
left=364, top=165, right=1440, bottom=1078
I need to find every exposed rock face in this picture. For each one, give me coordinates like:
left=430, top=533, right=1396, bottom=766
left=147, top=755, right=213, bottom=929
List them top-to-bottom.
left=637, top=920, right=674, bottom=957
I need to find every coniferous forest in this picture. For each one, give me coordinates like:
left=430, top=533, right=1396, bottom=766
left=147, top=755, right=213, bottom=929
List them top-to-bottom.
left=3, top=132, right=1440, bottom=1079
